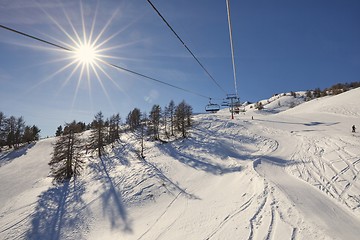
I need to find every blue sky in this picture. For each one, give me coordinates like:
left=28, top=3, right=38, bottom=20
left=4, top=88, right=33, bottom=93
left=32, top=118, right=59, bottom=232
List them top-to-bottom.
left=1, top=0, right=359, bottom=137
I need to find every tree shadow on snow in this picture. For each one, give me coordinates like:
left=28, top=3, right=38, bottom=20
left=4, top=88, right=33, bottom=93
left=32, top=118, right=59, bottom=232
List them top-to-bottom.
left=254, top=118, right=339, bottom=127
left=208, top=133, right=258, bottom=158
left=113, top=136, right=200, bottom=200
left=110, top=139, right=135, bottom=166
left=160, top=140, right=244, bottom=175
left=0, top=143, right=35, bottom=167
left=88, top=154, right=132, bottom=232
left=139, top=156, right=200, bottom=200
left=253, top=156, right=301, bottom=168
left=26, top=180, right=88, bottom=240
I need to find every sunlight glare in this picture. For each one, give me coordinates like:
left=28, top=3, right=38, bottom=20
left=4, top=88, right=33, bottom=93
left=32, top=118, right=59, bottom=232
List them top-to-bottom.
left=33, top=1, right=129, bottom=109
left=74, top=43, right=97, bottom=65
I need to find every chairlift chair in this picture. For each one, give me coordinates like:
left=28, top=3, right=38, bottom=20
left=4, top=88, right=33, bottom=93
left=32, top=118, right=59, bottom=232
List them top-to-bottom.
left=205, top=99, right=220, bottom=113
left=221, top=101, right=229, bottom=107
left=205, top=103, right=220, bottom=113
left=233, top=107, right=240, bottom=114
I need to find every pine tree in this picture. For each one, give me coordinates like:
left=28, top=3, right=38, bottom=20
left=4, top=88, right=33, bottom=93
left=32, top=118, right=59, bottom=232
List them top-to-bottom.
left=313, top=88, right=321, bottom=98
left=305, top=90, right=313, bottom=101
left=168, top=100, right=175, bottom=136
left=175, top=100, right=192, bottom=138
left=185, top=103, right=193, bottom=128
left=149, top=104, right=161, bottom=140
left=163, top=106, right=169, bottom=138
left=126, top=108, right=141, bottom=131
left=89, top=111, right=106, bottom=157
left=0, top=112, right=6, bottom=147
left=139, top=112, right=147, bottom=158
left=0, top=113, right=40, bottom=148
left=108, top=113, right=121, bottom=143
left=6, top=116, right=16, bottom=148
left=14, top=117, right=25, bottom=148
left=63, top=121, right=85, bottom=135
left=49, top=124, right=83, bottom=183
left=22, top=125, right=40, bottom=143
left=31, top=125, right=40, bottom=141
left=55, top=125, right=63, bottom=136
left=23, top=126, right=34, bottom=144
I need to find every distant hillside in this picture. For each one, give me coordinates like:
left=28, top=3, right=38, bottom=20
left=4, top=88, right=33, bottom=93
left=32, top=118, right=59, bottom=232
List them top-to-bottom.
left=243, top=81, right=360, bottom=115
left=245, top=91, right=307, bottom=114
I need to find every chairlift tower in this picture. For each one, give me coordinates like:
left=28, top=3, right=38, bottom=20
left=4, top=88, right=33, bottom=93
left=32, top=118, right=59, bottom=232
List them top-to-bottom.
left=224, top=0, right=242, bottom=120
left=225, top=94, right=239, bottom=119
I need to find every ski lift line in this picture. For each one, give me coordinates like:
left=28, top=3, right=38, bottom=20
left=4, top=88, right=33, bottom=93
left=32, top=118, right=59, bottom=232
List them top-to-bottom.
left=146, top=0, right=227, bottom=95
left=225, top=0, right=238, bottom=97
left=0, top=24, right=215, bottom=100
left=0, top=24, right=71, bottom=52
left=105, top=62, right=210, bottom=99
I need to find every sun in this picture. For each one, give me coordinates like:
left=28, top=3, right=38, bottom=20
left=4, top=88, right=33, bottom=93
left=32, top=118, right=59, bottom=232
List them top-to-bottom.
left=32, top=1, right=127, bottom=107
left=74, top=43, right=98, bottom=65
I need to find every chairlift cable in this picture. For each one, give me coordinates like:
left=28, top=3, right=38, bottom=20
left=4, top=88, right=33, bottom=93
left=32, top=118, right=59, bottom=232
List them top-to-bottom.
left=146, top=0, right=227, bottom=95
left=226, top=0, right=239, bottom=97
left=0, top=24, right=213, bottom=100
left=0, top=24, right=71, bottom=52
left=105, top=61, right=210, bottom=99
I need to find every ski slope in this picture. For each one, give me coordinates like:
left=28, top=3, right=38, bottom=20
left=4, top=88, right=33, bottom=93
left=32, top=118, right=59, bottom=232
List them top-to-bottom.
left=1, top=88, right=360, bottom=239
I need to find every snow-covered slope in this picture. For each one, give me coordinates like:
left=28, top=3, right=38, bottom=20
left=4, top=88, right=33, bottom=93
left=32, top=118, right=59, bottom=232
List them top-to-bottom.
left=286, top=87, right=360, bottom=117
left=1, top=89, right=360, bottom=240
left=246, top=91, right=307, bottom=114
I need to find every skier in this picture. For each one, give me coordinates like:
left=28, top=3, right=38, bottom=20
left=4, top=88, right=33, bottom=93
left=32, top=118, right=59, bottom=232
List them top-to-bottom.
left=352, top=125, right=356, bottom=133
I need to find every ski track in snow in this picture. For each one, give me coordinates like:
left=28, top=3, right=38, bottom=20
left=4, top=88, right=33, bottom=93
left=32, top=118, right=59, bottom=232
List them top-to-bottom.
left=252, top=113, right=360, bottom=239
left=287, top=134, right=360, bottom=210
left=137, top=192, right=183, bottom=240
left=204, top=195, right=254, bottom=240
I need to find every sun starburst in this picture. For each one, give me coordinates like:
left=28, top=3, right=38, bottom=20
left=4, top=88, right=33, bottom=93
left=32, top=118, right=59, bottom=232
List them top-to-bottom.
left=36, top=1, right=127, bottom=109
left=74, top=43, right=98, bottom=65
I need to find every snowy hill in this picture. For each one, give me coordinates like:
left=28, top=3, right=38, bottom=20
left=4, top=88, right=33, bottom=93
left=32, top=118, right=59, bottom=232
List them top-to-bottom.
left=286, top=88, right=360, bottom=117
left=1, top=89, right=360, bottom=240
left=245, top=91, right=307, bottom=114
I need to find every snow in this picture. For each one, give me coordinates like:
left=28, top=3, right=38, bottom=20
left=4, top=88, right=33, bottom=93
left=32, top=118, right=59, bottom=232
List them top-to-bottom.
left=1, top=88, right=360, bottom=239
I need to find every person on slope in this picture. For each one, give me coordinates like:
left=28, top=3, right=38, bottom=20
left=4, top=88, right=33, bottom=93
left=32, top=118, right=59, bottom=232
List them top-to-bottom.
left=352, top=125, right=356, bottom=133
